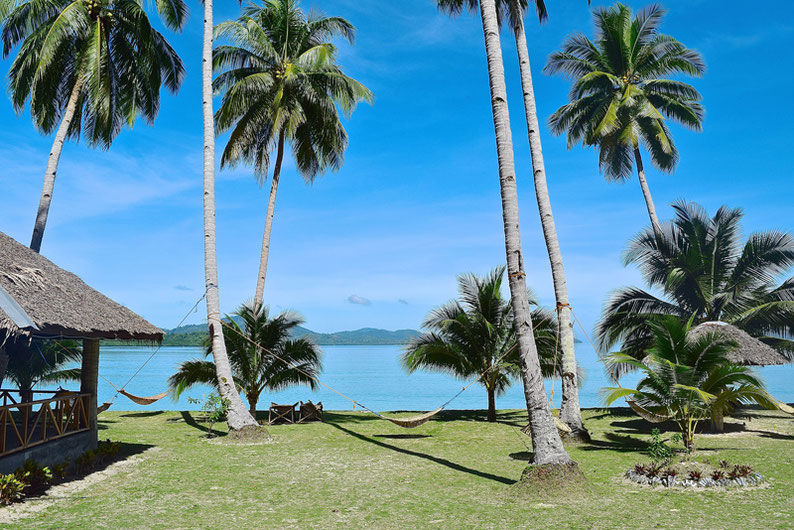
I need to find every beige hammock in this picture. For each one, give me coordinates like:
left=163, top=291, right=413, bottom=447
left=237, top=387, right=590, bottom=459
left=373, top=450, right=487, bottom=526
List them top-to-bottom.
left=119, top=389, right=170, bottom=406
left=377, top=407, right=444, bottom=428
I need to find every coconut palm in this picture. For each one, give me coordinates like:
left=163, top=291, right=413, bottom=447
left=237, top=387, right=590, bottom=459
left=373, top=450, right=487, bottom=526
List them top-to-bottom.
left=1, top=0, right=187, bottom=252
left=201, top=0, right=261, bottom=434
left=213, top=0, right=372, bottom=308
left=435, top=0, right=570, bottom=466
left=439, top=0, right=589, bottom=438
left=545, top=3, right=705, bottom=234
left=597, top=201, right=794, bottom=376
left=403, top=267, right=569, bottom=422
left=169, top=302, right=321, bottom=416
left=603, top=317, right=783, bottom=451
left=2, top=339, right=81, bottom=402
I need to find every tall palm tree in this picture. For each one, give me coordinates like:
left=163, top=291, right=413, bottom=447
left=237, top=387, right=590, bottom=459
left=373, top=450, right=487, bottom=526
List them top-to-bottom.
left=1, top=0, right=188, bottom=252
left=201, top=0, right=260, bottom=434
left=213, top=0, right=372, bottom=308
left=436, top=0, right=570, bottom=466
left=438, top=0, right=587, bottom=438
left=545, top=3, right=705, bottom=234
left=597, top=201, right=794, bottom=375
left=403, top=267, right=568, bottom=422
left=169, top=303, right=322, bottom=417
left=603, top=316, right=784, bottom=451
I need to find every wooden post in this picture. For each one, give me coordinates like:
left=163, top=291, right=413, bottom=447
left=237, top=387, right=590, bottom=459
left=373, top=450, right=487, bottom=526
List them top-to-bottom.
left=81, top=339, right=100, bottom=437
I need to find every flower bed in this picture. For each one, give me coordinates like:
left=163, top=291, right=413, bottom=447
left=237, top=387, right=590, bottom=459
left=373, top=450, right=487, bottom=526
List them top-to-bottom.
left=624, top=461, right=764, bottom=489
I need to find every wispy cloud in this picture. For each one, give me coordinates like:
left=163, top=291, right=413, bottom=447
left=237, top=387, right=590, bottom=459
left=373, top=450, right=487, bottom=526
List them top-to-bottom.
left=174, top=285, right=193, bottom=291
left=347, top=295, right=371, bottom=306
left=398, top=298, right=409, bottom=305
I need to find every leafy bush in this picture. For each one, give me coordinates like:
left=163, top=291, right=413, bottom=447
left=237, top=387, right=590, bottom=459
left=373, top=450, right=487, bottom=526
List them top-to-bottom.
left=188, top=394, right=231, bottom=437
left=647, top=429, right=676, bottom=463
left=95, top=439, right=122, bottom=464
left=75, top=450, right=96, bottom=473
left=14, top=459, right=52, bottom=492
left=52, top=460, right=69, bottom=480
left=719, top=460, right=730, bottom=469
left=662, top=468, right=678, bottom=479
left=711, top=469, right=726, bottom=481
left=688, top=470, right=703, bottom=481
left=0, top=474, right=26, bottom=505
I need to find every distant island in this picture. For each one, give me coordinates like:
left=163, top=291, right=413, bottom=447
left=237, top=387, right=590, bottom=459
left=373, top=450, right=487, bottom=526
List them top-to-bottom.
left=104, top=321, right=421, bottom=347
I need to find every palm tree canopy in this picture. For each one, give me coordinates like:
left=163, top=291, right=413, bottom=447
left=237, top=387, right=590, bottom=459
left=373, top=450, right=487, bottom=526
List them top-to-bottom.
left=2, top=0, right=186, bottom=147
left=213, top=0, right=372, bottom=180
left=435, top=0, right=549, bottom=29
left=545, top=2, right=704, bottom=180
left=597, top=201, right=794, bottom=374
left=402, top=266, right=569, bottom=396
left=168, top=302, right=322, bottom=401
left=603, top=317, right=780, bottom=428
left=2, top=339, right=81, bottom=391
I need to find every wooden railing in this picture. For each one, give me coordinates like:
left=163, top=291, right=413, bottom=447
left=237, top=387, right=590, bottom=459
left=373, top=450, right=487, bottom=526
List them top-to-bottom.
left=0, top=390, right=91, bottom=457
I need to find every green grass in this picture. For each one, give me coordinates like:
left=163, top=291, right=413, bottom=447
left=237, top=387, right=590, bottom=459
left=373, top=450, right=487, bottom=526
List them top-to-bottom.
left=9, top=408, right=794, bottom=528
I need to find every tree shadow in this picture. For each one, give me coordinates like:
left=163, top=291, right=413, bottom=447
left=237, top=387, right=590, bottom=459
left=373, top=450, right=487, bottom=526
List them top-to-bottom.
left=177, top=411, right=227, bottom=438
left=327, top=422, right=516, bottom=485
left=373, top=434, right=431, bottom=440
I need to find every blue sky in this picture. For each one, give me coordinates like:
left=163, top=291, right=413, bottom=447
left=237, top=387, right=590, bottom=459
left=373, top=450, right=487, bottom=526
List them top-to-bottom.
left=0, top=0, right=792, bottom=335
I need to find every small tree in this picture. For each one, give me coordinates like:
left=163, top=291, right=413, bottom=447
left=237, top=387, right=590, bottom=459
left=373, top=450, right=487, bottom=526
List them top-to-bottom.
left=602, top=317, right=782, bottom=451
left=3, top=340, right=81, bottom=402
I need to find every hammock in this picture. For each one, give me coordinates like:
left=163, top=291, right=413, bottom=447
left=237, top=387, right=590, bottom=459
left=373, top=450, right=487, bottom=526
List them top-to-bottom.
left=119, top=389, right=170, bottom=406
left=627, top=400, right=670, bottom=423
left=377, top=408, right=444, bottom=428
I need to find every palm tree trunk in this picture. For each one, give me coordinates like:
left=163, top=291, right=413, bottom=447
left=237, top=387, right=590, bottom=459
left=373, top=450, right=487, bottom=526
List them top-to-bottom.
left=202, top=0, right=265, bottom=436
left=478, top=0, right=571, bottom=466
left=512, top=15, right=588, bottom=441
left=30, top=79, right=83, bottom=253
left=253, top=129, right=286, bottom=309
left=633, top=146, right=661, bottom=235
left=487, top=385, right=496, bottom=423
left=247, top=392, right=260, bottom=419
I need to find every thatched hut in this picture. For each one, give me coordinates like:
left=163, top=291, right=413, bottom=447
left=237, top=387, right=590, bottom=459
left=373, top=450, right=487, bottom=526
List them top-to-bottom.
left=0, top=230, right=162, bottom=472
left=690, top=321, right=789, bottom=366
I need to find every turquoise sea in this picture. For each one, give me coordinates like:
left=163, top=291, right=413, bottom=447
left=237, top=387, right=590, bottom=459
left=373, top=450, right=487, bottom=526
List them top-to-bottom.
left=85, top=344, right=794, bottom=412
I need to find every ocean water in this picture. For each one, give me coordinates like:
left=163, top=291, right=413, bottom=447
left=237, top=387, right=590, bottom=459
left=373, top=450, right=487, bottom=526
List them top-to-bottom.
left=78, top=344, right=794, bottom=412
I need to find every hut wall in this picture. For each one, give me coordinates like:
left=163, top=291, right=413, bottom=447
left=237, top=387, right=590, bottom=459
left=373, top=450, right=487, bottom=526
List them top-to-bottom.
left=0, top=431, right=95, bottom=474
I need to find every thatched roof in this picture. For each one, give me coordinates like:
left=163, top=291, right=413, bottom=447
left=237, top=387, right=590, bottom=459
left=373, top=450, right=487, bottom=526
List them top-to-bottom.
left=0, top=231, right=163, bottom=342
left=690, top=321, right=788, bottom=366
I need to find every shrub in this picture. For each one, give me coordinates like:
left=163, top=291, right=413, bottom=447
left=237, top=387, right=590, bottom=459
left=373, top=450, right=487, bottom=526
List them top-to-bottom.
left=647, top=429, right=676, bottom=463
left=95, top=439, right=122, bottom=465
left=75, top=450, right=96, bottom=473
left=14, top=459, right=52, bottom=492
left=719, top=459, right=730, bottom=469
left=51, top=460, right=69, bottom=480
left=634, top=464, right=647, bottom=476
left=645, top=464, right=661, bottom=478
left=733, top=465, right=753, bottom=478
left=662, top=468, right=678, bottom=479
left=688, top=470, right=703, bottom=481
left=711, top=470, right=725, bottom=481
left=0, top=474, right=26, bottom=505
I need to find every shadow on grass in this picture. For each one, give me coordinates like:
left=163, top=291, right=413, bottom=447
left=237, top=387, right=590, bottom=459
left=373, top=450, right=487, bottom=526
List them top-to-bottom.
left=323, top=409, right=527, bottom=428
left=119, top=411, right=165, bottom=418
left=178, top=411, right=227, bottom=438
left=327, top=422, right=516, bottom=485
left=373, top=434, right=431, bottom=440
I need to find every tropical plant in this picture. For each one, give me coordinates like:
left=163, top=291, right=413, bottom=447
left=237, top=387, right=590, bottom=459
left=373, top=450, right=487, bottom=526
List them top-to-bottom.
left=1, top=0, right=187, bottom=252
left=201, top=0, right=259, bottom=434
left=213, top=0, right=373, bottom=308
left=435, top=0, right=570, bottom=466
left=437, top=0, right=588, bottom=439
left=545, top=3, right=705, bottom=234
left=597, top=201, right=794, bottom=374
left=402, top=266, right=569, bottom=422
left=169, top=302, right=322, bottom=416
left=603, top=317, right=782, bottom=451
left=2, top=340, right=81, bottom=402
left=0, top=473, right=26, bottom=505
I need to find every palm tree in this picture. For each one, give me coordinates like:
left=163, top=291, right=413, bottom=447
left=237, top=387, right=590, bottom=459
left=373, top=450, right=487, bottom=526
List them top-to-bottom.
left=1, top=0, right=187, bottom=253
left=201, top=0, right=260, bottom=434
left=213, top=0, right=373, bottom=308
left=436, top=0, right=570, bottom=466
left=439, top=0, right=589, bottom=438
left=545, top=3, right=705, bottom=234
left=597, top=201, right=794, bottom=375
left=403, top=267, right=568, bottom=423
left=169, top=303, right=322, bottom=416
left=603, top=317, right=784, bottom=451
left=2, top=340, right=81, bottom=402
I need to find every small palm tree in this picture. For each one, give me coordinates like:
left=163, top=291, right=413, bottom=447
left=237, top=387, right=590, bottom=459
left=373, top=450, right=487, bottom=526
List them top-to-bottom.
left=2, top=0, right=187, bottom=252
left=213, top=0, right=373, bottom=307
left=545, top=3, right=704, bottom=234
left=597, top=201, right=794, bottom=375
left=402, top=266, right=564, bottom=422
left=169, top=302, right=322, bottom=416
left=603, top=317, right=782, bottom=451
left=3, top=340, right=81, bottom=402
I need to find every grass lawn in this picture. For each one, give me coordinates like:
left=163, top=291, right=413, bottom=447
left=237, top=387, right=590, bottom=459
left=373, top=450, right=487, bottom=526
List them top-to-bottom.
left=4, top=407, right=793, bottom=528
